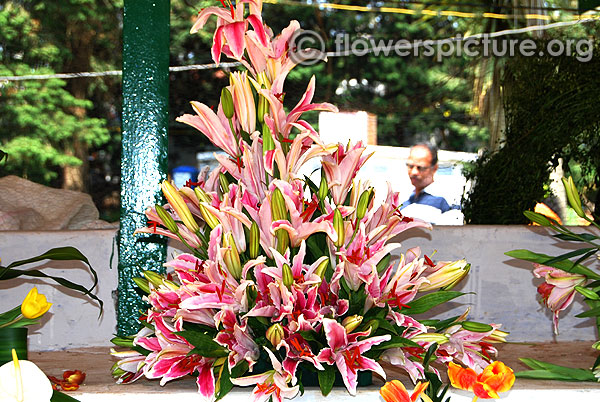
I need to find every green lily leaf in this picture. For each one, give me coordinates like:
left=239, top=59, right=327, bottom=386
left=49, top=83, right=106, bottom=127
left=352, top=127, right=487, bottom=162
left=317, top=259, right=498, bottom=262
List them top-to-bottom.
left=553, top=233, right=598, bottom=242
left=541, top=248, right=597, bottom=268
left=505, top=250, right=600, bottom=280
left=406, top=291, right=465, bottom=314
left=575, top=305, right=600, bottom=318
left=176, top=330, right=229, bottom=357
left=373, top=335, right=419, bottom=350
left=518, top=358, right=597, bottom=381
left=318, top=364, right=335, bottom=396
left=51, top=389, right=81, bottom=402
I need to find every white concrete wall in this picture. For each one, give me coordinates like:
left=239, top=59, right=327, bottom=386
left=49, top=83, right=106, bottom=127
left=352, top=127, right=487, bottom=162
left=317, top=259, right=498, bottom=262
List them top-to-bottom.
left=0, top=225, right=598, bottom=351
left=395, top=225, right=600, bottom=342
left=0, top=230, right=119, bottom=351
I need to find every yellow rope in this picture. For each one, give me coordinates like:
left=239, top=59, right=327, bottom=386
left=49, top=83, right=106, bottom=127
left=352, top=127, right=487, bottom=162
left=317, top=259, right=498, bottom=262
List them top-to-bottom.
left=263, top=0, right=596, bottom=21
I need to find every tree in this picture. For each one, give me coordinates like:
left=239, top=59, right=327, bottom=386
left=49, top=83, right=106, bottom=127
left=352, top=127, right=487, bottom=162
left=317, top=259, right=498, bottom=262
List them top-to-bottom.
left=0, top=1, right=121, bottom=191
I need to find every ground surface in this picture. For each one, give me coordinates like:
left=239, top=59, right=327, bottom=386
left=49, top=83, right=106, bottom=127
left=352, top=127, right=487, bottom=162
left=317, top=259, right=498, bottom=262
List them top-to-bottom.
left=29, top=341, right=600, bottom=397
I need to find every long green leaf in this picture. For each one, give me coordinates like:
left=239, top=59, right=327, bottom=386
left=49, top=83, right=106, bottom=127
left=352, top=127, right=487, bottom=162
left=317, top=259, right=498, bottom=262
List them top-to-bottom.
left=553, top=233, right=598, bottom=242
left=0, top=246, right=102, bottom=313
left=541, top=248, right=597, bottom=266
left=505, top=250, right=600, bottom=279
left=0, top=267, right=103, bottom=312
left=406, top=291, right=465, bottom=314
left=575, top=305, right=600, bottom=318
left=176, top=330, right=229, bottom=357
left=373, top=336, right=419, bottom=350
left=518, top=358, right=597, bottom=381
left=318, top=365, right=335, bottom=396
left=516, top=369, right=596, bottom=381
left=51, top=390, right=81, bottom=402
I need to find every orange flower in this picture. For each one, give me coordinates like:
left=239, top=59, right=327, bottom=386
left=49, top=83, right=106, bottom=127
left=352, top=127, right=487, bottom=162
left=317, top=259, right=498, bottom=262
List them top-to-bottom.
left=448, top=361, right=515, bottom=401
left=63, top=370, right=86, bottom=385
left=380, top=380, right=429, bottom=402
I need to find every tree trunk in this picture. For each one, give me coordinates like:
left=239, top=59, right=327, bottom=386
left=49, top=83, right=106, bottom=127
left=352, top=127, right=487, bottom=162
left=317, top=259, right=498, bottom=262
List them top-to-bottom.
left=61, top=23, right=93, bottom=192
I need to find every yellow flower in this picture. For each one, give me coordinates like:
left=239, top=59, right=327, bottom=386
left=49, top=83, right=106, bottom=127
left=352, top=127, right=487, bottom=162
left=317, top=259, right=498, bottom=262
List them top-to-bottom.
left=21, top=288, right=52, bottom=319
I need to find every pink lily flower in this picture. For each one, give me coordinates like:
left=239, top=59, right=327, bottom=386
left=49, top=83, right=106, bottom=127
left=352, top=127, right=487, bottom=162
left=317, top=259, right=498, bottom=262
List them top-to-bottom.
left=192, top=1, right=268, bottom=64
left=246, top=20, right=299, bottom=86
left=229, top=71, right=257, bottom=134
left=259, top=76, right=338, bottom=139
left=176, top=101, right=240, bottom=158
left=267, top=129, right=337, bottom=183
left=322, top=142, right=372, bottom=206
left=269, top=180, right=338, bottom=248
left=135, top=206, right=202, bottom=248
left=533, top=264, right=586, bottom=334
left=214, top=309, right=260, bottom=370
left=137, top=317, right=216, bottom=397
left=316, top=318, right=391, bottom=395
left=436, top=324, right=503, bottom=373
left=280, top=332, right=324, bottom=382
left=231, top=347, right=299, bottom=402
left=380, top=347, right=426, bottom=384
left=110, top=349, right=146, bottom=384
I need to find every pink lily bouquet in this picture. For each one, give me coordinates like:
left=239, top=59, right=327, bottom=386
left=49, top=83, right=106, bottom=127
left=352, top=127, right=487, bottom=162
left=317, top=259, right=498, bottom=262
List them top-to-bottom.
left=111, top=1, right=508, bottom=400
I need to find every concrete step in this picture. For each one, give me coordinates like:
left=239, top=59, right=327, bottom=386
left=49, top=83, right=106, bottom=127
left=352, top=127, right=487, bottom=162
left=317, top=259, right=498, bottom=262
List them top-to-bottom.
left=28, top=342, right=600, bottom=401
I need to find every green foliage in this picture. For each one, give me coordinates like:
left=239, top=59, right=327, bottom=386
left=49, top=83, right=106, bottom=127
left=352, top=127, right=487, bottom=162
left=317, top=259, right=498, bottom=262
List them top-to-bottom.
left=0, top=2, right=115, bottom=186
left=463, top=38, right=600, bottom=223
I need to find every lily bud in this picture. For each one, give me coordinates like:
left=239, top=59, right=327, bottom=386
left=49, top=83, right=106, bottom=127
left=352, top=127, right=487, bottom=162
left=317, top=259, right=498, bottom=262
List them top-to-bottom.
left=221, top=87, right=234, bottom=119
left=257, top=91, right=268, bottom=125
left=262, top=124, right=275, bottom=153
left=219, top=173, right=230, bottom=196
left=318, top=174, right=328, bottom=202
left=562, top=176, right=585, bottom=218
left=161, top=180, right=199, bottom=233
left=194, top=186, right=212, bottom=203
left=271, top=188, right=287, bottom=220
left=271, top=188, right=290, bottom=254
left=356, top=189, right=372, bottom=221
left=198, top=203, right=220, bottom=230
left=155, top=204, right=179, bottom=234
left=333, top=208, right=345, bottom=248
left=523, top=210, right=552, bottom=226
left=249, top=221, right=260, bottom=259
left=223, top=232, right=242, bottom=280
left=376, top=253, right=391, bottom=275
left=314, top=258, right=329, bottom=280
left=419, top=260, right=470, bottom=292
left=282, top=263, right=294, bottom=288
left=143, top=270, right=165, bottom=288
left=132, top=277, right=151, bottom=294
left=246, top=285, right=258, bottom=308
left=575, top=286, right=600, bottom=300
left=21, top=287, right=52, bottom=319
left=342, top=315, right=363, bottom=333
left=364, top=319, right=379, bottom=334
left=461, top=321, right=494, bottom=333
left=266, top=323, right=284, bottom=347
left=485, top=328, right=509, bottom=343
left=411, top=332, right=449, bottom=345
left=110, top=337, right=135, bottom=348
left=593, top=341, right=600, bottom=350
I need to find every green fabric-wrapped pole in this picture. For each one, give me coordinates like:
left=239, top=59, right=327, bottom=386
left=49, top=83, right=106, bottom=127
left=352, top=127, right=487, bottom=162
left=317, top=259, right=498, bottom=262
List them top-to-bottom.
left=118, top=0, right=170, bottom=336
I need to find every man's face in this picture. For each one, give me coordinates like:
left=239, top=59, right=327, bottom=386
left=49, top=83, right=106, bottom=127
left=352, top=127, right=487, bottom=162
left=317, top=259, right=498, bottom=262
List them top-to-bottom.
left=406, top=146, right=437, bottom=192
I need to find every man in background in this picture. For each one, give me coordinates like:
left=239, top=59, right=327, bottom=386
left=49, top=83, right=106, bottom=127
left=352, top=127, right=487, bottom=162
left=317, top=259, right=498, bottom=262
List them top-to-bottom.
left=401, top=143, right=455, bottom=223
